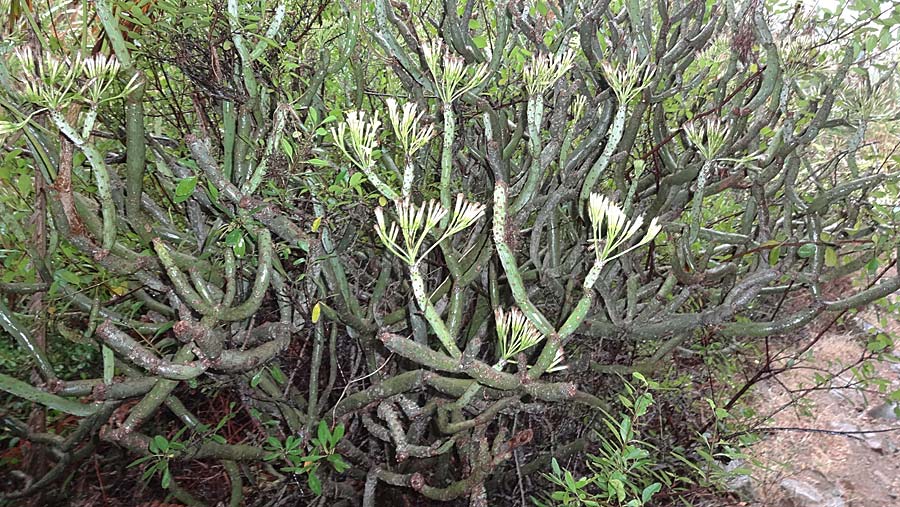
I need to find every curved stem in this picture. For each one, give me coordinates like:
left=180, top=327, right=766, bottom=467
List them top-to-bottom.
left=510, top=96, right=543, bottom=214
left=578, top=104, right=626, bottom=212
left=49, top=111, right=117, bottom=251
left=409, top=266, right=461, bottom=357
left=0, top=299, right=56, bottom=381
left=96, top=321, right=206, bottom=380
left=0, top=373, right=98, bottom=416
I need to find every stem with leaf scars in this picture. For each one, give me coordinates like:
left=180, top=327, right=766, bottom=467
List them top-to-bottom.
left=510, top=96, right=542, bottom=214
left=578, top=104, right=626, bottom=213
left=440, top=107, right=455, bottom=212
left=48, top=111, right=116, bottom=251
left=492, top=181, right=554, bottom=335
left=409, top=266, right=461, bottom=358
left=96, top=322, right=206, bottom=380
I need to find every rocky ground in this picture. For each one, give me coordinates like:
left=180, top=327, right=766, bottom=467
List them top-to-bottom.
left=729, top=295, right=900, bottom=507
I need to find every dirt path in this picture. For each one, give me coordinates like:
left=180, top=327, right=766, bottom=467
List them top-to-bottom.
left=739, top=303, right=900, bottom=507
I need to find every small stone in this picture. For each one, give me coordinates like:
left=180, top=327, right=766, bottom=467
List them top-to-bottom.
left=866, top=402, right=899, bottom=421
left=829, top=422, right=862, bottom=440
left=863, top=434, right=884, bottom=453
left=881, top=438, right=897, bottom=454
left=721, top=460, right=757, bottom=501
left=726, top=470, right=756, bottom=500
left=778, top=471, right=845, bottom=507
left=727, top=474, right=756, bottom=500
left=780, top=479, right=821, bottom=505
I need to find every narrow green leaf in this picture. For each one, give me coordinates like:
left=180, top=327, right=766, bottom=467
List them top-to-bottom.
left=306, top=158, right=331, bottom=167
left=16, top=175, right=32, bottom=197
left=207, top=180, right=219, bottom=201
left=769, top=246, right=781, bottom=266
left=102, top=345, right=115, bottom=384
left=270, top=365, right=285, bottom=385
left=619, top=416, right=632, bottom=443
left=317, top=420, right=329, bottom=447
left=331, top=423, right=344, bottom=446
left=327, top=453, right=350, bottom=472
left=161, top=466, right=171, bottom=489
left=564, top=470, right=577, bottom=491
left=308, top=471, right=322, bottom=496
left=642, top=483, right=662, bottom=503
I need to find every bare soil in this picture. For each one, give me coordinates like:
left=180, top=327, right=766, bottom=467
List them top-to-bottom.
left=741, top=297, right=900, bottom=507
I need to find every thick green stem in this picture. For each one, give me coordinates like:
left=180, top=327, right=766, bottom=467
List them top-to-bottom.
left=95, top=0, right=134, bottom=70
left=227, top=0, right=259, bottom=99
left=125, top=85, right=148, bottom=241
left=510, top=96, right=543, bottom=214
left=223, top=101, right=236, bottom=179
left=242, top=104, right=288, bottom=195
left=579, top=105, right=626, bottom=212
left=233, top=106, right=254, bottom=185
left=440, top=107, right=455, bottom=212
left=49, top=111, right=116, bottom=251
left=402, top=159, right=415, bottom=197
left=689, top=159, right=714, bottom=243
left=492, top=181, right=554, bottom=335
left=220, top=229, right=273, bottom=321
left=153, top=239, right=217, bottom=315
left=409, top=266, right=461, bottom=357
left=0, top=299, right=56, bottom=381
left=307, top=320, right=325, bottom=428
left=96, top=321, right=206, bottom=380
left=212, top=324, right=291, bottom=372
left=379, top=332, right=459, bottom=371
left=120, top=346, right=195, bottom=433
left=334, top=370, right=426, bottom=418
left=0, top=372, right=98, bottom=416
left=438, top=397, right=519, bottom=434
left=104, top=429, right=266, bottom=461
left=223, top=460, right=244, bottom=507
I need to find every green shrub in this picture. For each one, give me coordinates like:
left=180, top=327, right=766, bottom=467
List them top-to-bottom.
left=1, top=0, right=899, bottom=504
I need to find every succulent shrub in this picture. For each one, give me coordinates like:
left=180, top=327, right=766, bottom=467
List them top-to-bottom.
left=1, top=0, right=899, bottom=505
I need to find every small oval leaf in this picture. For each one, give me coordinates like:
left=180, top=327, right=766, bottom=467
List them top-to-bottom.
left=174, top=176, right=198, bottom=203
left=797, top=243, right=816, bottom=258
left=311, top=302, right=321, bottom=323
